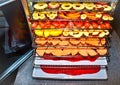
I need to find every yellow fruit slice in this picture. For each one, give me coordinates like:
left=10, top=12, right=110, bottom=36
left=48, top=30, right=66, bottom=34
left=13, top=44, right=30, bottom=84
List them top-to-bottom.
left=34, top=30, right=44, bottom=36
left=44, top=30, right=50, bottom=37
left=50, top=30, right=63, bottom=37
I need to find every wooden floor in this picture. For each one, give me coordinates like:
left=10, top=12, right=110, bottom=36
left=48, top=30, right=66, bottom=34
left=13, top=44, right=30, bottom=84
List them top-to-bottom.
left=14, top=31, right=120, bottom=85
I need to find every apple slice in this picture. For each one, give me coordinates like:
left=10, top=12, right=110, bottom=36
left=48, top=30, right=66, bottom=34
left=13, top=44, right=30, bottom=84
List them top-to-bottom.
left=96, top=48, right=107, bottom=56
left=79, top=49, right=88, bottom=57
left=87, top=49, right=98, bottom=56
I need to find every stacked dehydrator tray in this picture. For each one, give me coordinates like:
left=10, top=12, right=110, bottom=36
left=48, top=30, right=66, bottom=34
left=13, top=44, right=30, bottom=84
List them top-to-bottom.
left=26, top=0, right=118, bottom=79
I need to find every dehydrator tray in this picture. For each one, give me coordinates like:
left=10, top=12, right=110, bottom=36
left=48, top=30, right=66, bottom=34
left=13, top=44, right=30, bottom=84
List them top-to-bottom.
left=29, top=0, right=118, bottom=3
left=34, top=55, right=108, bottom=66
left=32, top=66, right=107, bottom=79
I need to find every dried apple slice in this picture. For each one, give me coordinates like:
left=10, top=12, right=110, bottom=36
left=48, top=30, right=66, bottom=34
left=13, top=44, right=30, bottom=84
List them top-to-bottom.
left=99, top=32, right=106, bottom=38
left=35, top=38, right=47, bottom=45
left=69, top=38, right=80, bottom=45
left=86, top=38, right=99, bottom=46
left=101, top=38, right=106, bottom=45
left=49, top=39, right=61, bottom=45
left=59, top=41, right=69, bottom=46
left=36, top=48, right=46, bottom=56
left=52, top=48, right=63, bottom=57
left=62, top=48, right=71, bottom=56
left=71, top=48, right=79, bottom=56
left=96, top=48, right=107, bottom=56
left=78, top=49, right=88, bottom=57
left=86, top=49, right=98, bottom=56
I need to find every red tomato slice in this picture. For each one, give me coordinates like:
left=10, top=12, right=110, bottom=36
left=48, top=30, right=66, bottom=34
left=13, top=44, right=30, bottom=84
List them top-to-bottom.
left=31, top=21, right=38, bottom=28
left=39, top=21, right=45, bottom=28
left=66, top=21, right=74, bottom=28
left=74, top=21, right=83, bottom=28
left=84, top=21, right=90, bottom=28
left=92, top=22, right=98, bottom=29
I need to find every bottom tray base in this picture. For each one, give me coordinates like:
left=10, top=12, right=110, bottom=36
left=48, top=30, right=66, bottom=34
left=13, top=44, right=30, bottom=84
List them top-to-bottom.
left=32, top=67, right=107, bottom=80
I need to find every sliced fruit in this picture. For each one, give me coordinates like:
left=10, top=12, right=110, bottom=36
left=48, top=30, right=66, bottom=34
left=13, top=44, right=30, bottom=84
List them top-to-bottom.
left=95, top=13, right=102, bottom=18
left=81, top=14, right=87, bottom=20
left=31, top=21, right=38, bottom=28
left=39, top=21, right=45, bottom=28
left=52, top=21, right=60, bottom=28
left=66, top=21, right=74, bottom=28
left=74, top=21, right=83, bottom=28
left=84, top=21, right=90, bottom=28
left=92, top=22, right=98, bottom=29
left=104, top=22, right=110, bottom=28
left=100, top=24, right=106, bottom=28
left=34, top=30, right=44, bottom=36
left=44, top=30, right=50, bottom=37
left=50, top=30, right=63, bottom=36
left=63, top=30, right=69, bottom=36
left=104, top=30, right=109, bottom=35
left=83, top=31, right=89, bottom=36
left=92, top=31, right=99, bottom=35
left=72, top=32, right=83, bottom=38
left=99, top=32, right=106, bottom=38
left=35, top=38, right=47, bottom=45
left=69, top=38, right=80, bottom=45
left=79, top=38, right=86, bottom=44
left=101, top=38, right=106, bottom=45
left=49, top=39, right=61, bottom=45
left=86, top=40, right=99, bottom=46
left=59, top=41, right=69, bottom=46
left=36, top=48, right=45, bottom=56
left=45, top=48, right=53, bottom=54
left=52, top=48, right=63, bottom=57
left=62, top=48, right=71, bottom=56
left=71, top=48, right=79, bottom=56
left=96, top=48, right=107, bottom=56
left=79, top=49, right=88, bottom=57
left=87, top=49, right=98, bottom=56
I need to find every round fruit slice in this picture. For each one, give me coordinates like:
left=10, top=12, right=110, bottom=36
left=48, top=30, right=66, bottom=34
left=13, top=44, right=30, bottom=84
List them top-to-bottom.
left=34, top=30, right=44, bottom=36
left=50, top=30, right=63, bottom=37
left=35, top=38, right=47, bottom=45
left=69, top=38, right=80, bottom=45
left=59, top=41, right=69, bottom=46
left=36, top=48, right=46, bottom=56
left=51, top=48, right=63, bottom=57
left=62, top=48, right=71, bottom=56
left=71, top=48, right=79, bottom=56
left=96, top=48, right=107, bottom=56
left=79, top=49, right=88, bottom=57
left=86, top=49, right=98, bottom=56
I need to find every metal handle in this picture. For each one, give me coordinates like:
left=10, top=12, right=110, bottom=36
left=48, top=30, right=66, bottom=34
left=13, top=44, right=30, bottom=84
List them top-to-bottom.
left=0, top=0, right=15, bottom=7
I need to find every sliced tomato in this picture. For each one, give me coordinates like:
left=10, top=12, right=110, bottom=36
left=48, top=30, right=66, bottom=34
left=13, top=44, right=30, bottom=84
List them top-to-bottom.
left=31, top=21, right=38, bottom=28
left=39, top=21, right=45, bottom=28
left=52, top=21, right=60, bottom=28
left=59, top=21, right=67, bottom=28
left=66, top=21, right=74, bottom=28
left=74, top=21, right=83, bottom=28
left=84, top=21, right=90, bottom=28
left=92, top=22, right=98, bottom=29
left=104, top=22, right=110, bottom=29
left=100, top=24, right=106, bottom=29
